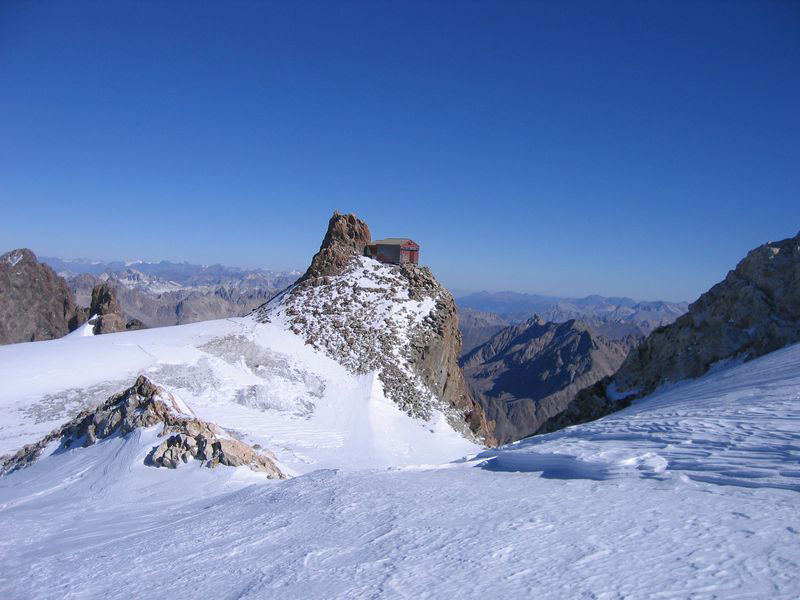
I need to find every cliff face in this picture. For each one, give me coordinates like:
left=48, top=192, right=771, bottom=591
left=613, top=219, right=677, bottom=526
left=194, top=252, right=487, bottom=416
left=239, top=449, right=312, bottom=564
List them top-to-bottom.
left=255, top=212, right=494, bottom=444
left=539, top=231, right=800, bottom=434
left=0, top=249, right=86, bottom=345
left=401, top=265, right=492, bottom=441
left=87, top=283, right=147, bottom=334
left=462, top=318, right=640, bottom=443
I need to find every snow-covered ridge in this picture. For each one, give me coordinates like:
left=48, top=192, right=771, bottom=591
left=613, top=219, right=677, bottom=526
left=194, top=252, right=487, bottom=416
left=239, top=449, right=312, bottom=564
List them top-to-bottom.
left=99, top=268, right=184, bottom=294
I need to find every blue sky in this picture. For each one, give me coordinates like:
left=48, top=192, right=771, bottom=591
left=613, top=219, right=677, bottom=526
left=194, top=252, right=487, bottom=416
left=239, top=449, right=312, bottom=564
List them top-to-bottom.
left=1, top=1, right=798, bottom=302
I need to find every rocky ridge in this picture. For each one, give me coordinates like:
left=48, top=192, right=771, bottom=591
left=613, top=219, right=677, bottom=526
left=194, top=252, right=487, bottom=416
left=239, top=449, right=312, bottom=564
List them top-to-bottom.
left=297, top=211, right=372, bottom=282
left=255, top=212, right=494, bottom=444
left=540, top=231, right=800, bottom=433
left=0, top=249, right=86, bottom=345
left=462, top=317, right=640, bottom=443
left=0, top=375, right=285, bottom=478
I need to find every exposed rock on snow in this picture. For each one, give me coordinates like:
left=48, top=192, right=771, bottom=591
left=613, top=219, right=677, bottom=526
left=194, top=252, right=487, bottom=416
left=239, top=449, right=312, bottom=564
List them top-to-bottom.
left=255, top=212, right=494, bottom=444
left=541, top=231, right=800, bottom=433
left=0, top=248, right=87, bottom=345
left=87, top=283, right=147, bottom=334
left=3, top=341, right=800, bottom=598
left=0, top=375, right=284, bottom=478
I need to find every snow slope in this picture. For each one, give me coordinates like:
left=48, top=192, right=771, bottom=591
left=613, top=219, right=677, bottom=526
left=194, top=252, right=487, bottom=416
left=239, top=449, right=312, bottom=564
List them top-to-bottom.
left=0, top=316, right=478, bottom=474
left=1, top=326, right=799, bottom=597
left=474, top=346, right=800, bottom=492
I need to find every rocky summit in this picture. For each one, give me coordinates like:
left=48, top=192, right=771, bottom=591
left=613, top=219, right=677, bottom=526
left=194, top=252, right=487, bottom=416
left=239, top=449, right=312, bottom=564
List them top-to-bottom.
left=298, top=210, right=373, bottom=283
left=255, top=212, right=494, bottom=444
left=541, top=231, right=800, bottom=433
left=0, top=248, right=86, bottom=345
left=461, top=318, right=640, bottom=444
left=0, top=375, right=285, bottom=478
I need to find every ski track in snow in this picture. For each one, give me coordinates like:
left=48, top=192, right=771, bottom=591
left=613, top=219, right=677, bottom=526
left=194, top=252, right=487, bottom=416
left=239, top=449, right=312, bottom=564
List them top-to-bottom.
left=0, top=318, right=799, bottom=597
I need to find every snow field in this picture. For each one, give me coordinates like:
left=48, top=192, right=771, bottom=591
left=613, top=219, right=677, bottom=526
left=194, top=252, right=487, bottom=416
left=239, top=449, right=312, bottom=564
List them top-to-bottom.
left=0, top=282, right=799, bottom=597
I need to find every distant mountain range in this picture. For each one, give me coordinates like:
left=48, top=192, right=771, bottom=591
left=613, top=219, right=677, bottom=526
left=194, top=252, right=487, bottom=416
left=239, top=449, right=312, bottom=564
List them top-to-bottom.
left=41, top=257, right=300, bottom=328
left=42, top=257, right=300, bottom=288
left=456, top=291, right=688, bottom=354
left=457, top=291, right=690, bottom=442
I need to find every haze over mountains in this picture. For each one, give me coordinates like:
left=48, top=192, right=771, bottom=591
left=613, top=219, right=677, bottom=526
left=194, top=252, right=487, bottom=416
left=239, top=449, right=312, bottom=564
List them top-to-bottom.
left=544, top=230, right=800, bottom=434
left=43, top=256, right=300, bottom=328
left=456, top=291, right=687, bottom=354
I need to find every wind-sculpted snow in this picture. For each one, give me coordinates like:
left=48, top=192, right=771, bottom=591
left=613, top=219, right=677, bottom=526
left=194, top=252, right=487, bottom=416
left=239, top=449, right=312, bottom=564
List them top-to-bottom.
left=0, top=325, right=800, bottom=595
left=474, top=343, right=800, bottom=492
left=17, top=378, right=132, bottom=425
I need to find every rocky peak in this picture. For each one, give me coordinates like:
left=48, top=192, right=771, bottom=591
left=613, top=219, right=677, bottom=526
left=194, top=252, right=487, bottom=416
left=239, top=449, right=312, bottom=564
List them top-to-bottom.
left=298, top=211, right=372, bottom=283
left=255, top=214, right=495, bottom=445
left=539, top=231, right=800, bottom=434
left=0, top=248, right=87, bottom=344
left=0, top=375, right=285, bottom=478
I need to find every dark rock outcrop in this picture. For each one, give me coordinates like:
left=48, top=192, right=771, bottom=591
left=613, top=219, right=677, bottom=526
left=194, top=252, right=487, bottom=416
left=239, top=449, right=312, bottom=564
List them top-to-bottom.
left=297, top=211, right=372, bottom=283
left=539, top=231, right=800, bottom=434
left=0, top=248, right=86, bottom=345
left=91, top=282, right=123, bottom=316
left=88, top=283, right=148, bottom=334
left=462, top=318, right=640, bottom=443
left=0, top=375, right=285, bottom=478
